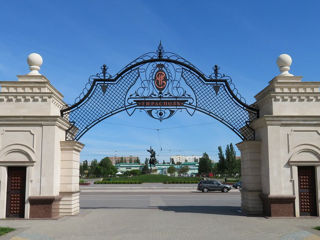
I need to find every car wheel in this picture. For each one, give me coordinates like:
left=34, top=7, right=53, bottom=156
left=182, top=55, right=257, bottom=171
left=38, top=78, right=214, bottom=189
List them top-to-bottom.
left=202, top=188, right=208, bottom=193
left=222, top=188, right=228, bottom=193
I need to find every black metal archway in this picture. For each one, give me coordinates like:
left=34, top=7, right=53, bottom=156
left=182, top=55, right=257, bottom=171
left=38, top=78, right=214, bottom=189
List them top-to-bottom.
left=61, top=43, right=259, bottom=141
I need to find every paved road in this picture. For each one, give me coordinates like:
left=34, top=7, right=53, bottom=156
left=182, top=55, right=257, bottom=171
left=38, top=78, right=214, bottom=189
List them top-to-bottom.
left=80, top=183, right=239, bottom=193
left=1, top=190, right=320, bottom=240
left=80, top=191, right=241, bottom=212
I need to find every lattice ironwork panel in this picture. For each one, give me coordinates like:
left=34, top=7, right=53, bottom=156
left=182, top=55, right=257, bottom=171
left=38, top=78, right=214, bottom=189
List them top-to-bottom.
left=61, top=44, right=259, bottom=141
left=64, top=69, right=140, bottom=140
left=182, top=69, right=256, bottom=140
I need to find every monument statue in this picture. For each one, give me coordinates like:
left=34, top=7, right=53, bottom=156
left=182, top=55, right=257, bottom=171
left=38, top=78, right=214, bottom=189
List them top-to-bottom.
left=147, top=146, right=157, bottom=168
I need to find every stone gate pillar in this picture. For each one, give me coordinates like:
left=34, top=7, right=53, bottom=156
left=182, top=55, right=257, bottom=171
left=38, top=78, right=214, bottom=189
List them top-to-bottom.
left=0, top=53, right=83, bottom=218
left=240, top=54, right=320, bottom=217
left=58, top=141, right=84, bottom=216
left=236, top=141, right=262, bottom=215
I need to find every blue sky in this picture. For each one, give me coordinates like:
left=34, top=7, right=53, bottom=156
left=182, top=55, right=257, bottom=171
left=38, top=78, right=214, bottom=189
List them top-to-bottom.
left=0, top=0, right=319, bottom=162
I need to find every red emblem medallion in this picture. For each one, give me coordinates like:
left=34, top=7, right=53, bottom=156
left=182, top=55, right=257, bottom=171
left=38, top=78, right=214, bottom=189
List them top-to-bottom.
left=154, top=70, right=167, bottom=91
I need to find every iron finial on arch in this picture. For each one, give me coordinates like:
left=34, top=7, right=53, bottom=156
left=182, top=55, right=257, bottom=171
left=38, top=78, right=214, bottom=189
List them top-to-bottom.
left=157, top=41, right=164, bottom=59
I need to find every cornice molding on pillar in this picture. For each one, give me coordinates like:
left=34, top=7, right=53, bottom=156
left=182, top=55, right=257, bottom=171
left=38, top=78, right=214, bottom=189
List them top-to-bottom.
left=17, top=75, right=49, bottom=82
left=255, top=78, right=320, bottom=105
left=0, top=79, right=66, bottom=109
left=0, top=93, right=65, bottom=110
left=251, top=115, right=320, bottom=129
left=0, top=116, right=70, bottom=130
left=236, top=140, right=261, bottom=151
left=60, top=141, right=85, bottom=152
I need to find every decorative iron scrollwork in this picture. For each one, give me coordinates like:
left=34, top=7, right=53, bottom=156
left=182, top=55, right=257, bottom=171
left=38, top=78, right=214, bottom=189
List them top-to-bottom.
left=61, top=43, right=259, bottom=141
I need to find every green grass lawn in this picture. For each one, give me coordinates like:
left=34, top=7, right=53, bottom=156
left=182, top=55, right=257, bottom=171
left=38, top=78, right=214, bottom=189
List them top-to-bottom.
left=0, top=227, right=15, bottom=236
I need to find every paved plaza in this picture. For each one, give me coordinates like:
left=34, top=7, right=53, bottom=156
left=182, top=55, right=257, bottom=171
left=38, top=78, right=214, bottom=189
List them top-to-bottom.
left=1, top=185, right=320, bottom=240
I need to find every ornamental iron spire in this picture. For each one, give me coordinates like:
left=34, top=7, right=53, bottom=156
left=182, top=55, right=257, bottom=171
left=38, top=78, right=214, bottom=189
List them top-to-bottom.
left=157, top=41, right=164, bottom=59
left=101, top=64, right=108, bottom=94
left=101, top=64, right=107, bottom=80
left=214, top=65, right=220, bottom=79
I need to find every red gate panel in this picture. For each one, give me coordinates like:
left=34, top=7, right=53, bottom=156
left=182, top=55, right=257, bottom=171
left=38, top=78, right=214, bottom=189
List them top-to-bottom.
left=298, top=166, right=317, bottom=216
left=6, top=167, right=26, bottom=218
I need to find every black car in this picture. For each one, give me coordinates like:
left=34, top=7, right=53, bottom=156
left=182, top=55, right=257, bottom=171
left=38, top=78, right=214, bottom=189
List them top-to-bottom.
left=197, top=180, right=231, bottom=193
left=232, top=181, right=242, bottom=189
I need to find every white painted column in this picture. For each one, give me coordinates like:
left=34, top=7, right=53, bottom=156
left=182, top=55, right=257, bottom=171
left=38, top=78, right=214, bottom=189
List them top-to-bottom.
left=0, top=166, right=7, bottom=218
left=24, top=166, right=33, bottom=219
left=291, top=166, right=300, bottom=217
left=316, top=166, right=320, bottom=216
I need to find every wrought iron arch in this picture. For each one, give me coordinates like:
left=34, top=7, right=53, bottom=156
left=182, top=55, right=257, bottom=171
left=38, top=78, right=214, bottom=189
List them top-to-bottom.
left=61, top=43, right=259, bottom=141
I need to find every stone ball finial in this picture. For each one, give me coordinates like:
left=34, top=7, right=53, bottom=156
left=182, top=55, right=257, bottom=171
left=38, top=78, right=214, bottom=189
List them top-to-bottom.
left=27, top=53, right=43, bottom=75
left=276, top=54, right=293, bottom=76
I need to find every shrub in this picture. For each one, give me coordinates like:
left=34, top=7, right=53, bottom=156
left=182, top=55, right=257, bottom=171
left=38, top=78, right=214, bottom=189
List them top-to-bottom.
left=94, top=180, right=142, bottom=184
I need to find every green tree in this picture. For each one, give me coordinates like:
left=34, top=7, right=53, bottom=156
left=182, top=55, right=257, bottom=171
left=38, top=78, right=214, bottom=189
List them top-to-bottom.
left=225, top=143, right=237, bottom=176
left=217, top=144, right=239, bottom=176
left=217, top=146, right=226, bottom=174
left=198, top=153, right=212, bottom=176
left=99, top=157, right=117, bottom=177
left=234, top=157, right=241, bottom=176
left=89, top=159, right=100, bottom=177
left=141, top=159, right=149, bottom=174
left=80, top=160, right=89, bottom=177
left=83, top=160, right=88, bottom=171
left=212, top=162, right=219, bottom=175
left=80, top=163, right=84, bottom=177
left=167, top=165, right=176, bottom=176
left=178, top=166, right=189, bottom=176
left=123, top=169, right=141, bottom=176
left=129, top=169, right=141, bottom=176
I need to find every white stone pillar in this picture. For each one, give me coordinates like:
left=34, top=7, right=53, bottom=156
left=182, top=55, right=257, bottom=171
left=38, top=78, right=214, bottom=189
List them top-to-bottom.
left=58, top=141, right=84, bottom=216
left=236, top=141, right=263, bottom=215
left=0, top=166, right=7, bottom=218
left=291, top=166, right=300, bottom=217
left=316, top=166, right=320, bottom=217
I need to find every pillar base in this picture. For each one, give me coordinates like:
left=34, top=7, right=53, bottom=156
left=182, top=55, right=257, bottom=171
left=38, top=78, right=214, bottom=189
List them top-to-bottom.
left=241, top=189, right=263, bottom=215
left=57, top=192, right=80, bottom=216
left=260, top=194, right=295, bottom=217
left=29, top=196, right=61, bottom=219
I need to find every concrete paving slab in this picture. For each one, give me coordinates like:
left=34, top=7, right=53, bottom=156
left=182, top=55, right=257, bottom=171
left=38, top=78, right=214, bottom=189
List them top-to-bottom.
left=1, top=192, right=319, bottom=240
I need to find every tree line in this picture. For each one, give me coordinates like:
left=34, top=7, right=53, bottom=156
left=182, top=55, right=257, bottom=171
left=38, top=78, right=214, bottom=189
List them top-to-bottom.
left=80, top=143, right=241, bottom=178
left=198, top=143, right=241, bottom=177
left=80, top=157, right=117, bottom=178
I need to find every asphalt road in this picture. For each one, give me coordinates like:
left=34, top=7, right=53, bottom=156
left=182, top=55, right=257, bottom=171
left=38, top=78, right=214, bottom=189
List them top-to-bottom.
left=80, top=192, right=241, bottom=215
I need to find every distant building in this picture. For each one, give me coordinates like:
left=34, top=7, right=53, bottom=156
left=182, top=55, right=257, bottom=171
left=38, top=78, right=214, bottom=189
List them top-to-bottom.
left=170, top=155, right=202, bottom=164
left=109, top=156, right=140, bottom=165
left=115, top=162, right=199, bottom=176
left=115, top=163, right=143, bottom=172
